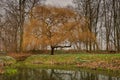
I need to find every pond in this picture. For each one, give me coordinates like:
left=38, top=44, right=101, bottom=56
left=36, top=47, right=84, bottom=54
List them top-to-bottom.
left=0, top=68, right=120, bottom=80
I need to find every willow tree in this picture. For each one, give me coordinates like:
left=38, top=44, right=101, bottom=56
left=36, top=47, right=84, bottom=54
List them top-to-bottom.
left=23, top=6, right=98, bottom=55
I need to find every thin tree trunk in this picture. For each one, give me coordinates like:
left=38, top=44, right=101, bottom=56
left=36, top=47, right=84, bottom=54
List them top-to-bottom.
left=19, top=0, right=25, bottom=52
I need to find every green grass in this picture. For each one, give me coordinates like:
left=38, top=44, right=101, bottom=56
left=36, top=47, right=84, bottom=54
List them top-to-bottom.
left=2, top=52, right=119, bottom=71
left=1, top=53, right=120, bottom=76
left=3, top=53, right=120, bottom=76
left=25, top=53, right=120, bottom=65
left=75, top=53, right=120, bottom=61
left=25, top=54, right=77, bottom=65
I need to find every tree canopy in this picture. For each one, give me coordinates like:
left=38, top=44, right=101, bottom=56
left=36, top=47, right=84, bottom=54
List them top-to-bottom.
left=23, top=5, right=97, bottom=55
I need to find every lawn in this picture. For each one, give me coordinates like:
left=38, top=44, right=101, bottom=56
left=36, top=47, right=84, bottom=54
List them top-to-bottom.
left=1, top=52, right=120, bottom=71
left=24, top=53, right=120, bottom=70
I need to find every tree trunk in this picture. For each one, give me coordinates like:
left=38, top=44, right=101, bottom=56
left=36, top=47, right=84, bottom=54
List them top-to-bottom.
left=19, top=0, right=25, bottom=52
left=51, top=46, right=54, bottom=55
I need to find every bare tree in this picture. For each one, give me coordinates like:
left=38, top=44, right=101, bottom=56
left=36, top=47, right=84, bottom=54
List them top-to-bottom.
left=0, top=0, right=46, bottom=52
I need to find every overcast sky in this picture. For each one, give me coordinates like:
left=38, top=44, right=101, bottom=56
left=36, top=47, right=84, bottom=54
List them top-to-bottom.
left=46, top=0, right=73, bottom=7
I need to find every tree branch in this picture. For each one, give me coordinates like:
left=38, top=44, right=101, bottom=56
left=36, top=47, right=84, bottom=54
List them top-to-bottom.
left=54, top=45, right=71, bottom=48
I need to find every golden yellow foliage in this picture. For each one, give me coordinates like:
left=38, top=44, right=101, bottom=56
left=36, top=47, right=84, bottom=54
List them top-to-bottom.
left=23, top=5, right=97, bottom=51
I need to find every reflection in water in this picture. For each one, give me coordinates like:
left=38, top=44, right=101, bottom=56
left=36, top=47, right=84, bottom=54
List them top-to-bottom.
left=0, top=68, right=120, bottom=80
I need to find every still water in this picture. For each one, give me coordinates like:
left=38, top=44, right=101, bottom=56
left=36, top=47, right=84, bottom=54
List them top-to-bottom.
left=0, top=68, right=120, bottom=80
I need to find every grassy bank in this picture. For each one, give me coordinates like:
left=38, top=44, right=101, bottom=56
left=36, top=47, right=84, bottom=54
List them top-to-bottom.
left=1, top=53, right=120, bottom=73
left=25, top=53, right=120, bottom=71
left=0, top=56, right=16, bottom=74
left=0, top=56, right=16, bottom=66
